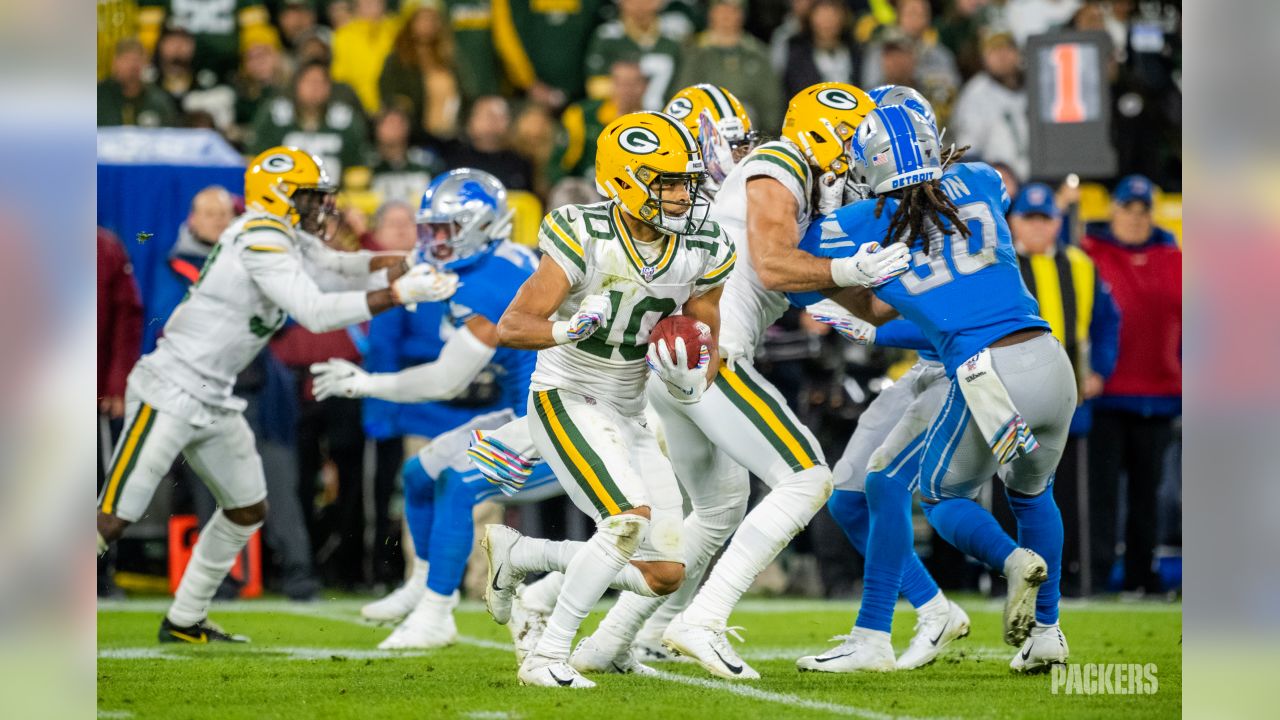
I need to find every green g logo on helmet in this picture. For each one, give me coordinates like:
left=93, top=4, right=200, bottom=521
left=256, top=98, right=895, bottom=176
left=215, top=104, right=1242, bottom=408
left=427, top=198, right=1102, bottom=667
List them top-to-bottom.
left=816, top=88, right=861, bottom=111
left=665, top=98, right=694, bottom=119
left=619, top=127, right=662, bottom=155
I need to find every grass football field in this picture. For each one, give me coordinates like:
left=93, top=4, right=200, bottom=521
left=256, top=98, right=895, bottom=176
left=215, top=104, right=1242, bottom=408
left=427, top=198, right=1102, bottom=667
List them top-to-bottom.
left=98, top=595, right=1180, bottom=719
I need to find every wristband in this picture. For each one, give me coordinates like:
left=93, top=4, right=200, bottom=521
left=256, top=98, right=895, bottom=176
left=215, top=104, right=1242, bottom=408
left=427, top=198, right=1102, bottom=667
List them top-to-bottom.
left=551, top=321, right=572, bottom=345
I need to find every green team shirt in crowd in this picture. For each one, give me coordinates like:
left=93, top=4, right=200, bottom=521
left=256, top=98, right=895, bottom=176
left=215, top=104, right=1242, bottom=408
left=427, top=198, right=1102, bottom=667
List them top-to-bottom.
left=139, top=0, right=271, bottom=83
left=446, top=0, right=503, bottom=100
left=491, top=0, right=604, bottom=102
left=584, top=22, right=681, bottom=110
left=674, top=33, right=782, bottom=133
left=97, top=79, right=181, bottom=128
left=250, top=95, right=370, bottom=180
left=547, top=97, right=617, bottom=183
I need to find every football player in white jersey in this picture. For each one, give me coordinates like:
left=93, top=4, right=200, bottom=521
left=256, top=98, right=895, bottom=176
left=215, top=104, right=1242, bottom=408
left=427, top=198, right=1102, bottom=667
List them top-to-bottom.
left=478, top=111, right=735, bottom=688
left=96, top=147, right=458, bottom=643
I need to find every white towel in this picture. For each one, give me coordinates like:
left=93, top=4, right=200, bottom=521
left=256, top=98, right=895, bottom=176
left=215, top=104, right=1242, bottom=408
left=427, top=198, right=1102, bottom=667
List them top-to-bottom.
left=955, top=349, right=1040, bottom=464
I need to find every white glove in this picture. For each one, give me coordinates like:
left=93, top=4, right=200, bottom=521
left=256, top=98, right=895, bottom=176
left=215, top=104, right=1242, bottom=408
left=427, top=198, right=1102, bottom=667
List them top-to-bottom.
left=816, top=171, right=848, bottom=215
left=830, top=241, right=912, bottom=288
left=392, top=263, right=460, bottom=308
left=552, top=293, right=611, bottom=344
left=806, top=301, right=876, bottom=345
left=646, top=336, right=710, bottom=404
left=309, top=358, right=373, bottom=400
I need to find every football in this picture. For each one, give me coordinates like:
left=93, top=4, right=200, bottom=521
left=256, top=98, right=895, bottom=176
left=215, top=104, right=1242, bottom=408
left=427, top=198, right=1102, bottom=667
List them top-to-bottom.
left=650, top=315, right=712, bottom=369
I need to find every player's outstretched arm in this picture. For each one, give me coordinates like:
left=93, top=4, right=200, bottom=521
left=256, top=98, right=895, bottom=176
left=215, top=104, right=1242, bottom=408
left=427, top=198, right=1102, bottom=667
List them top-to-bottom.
left=747, top=178, right=842, bottom=292
left=496, top=256, right=578, bottom=350
left=682, top=285, right=723, bottom=385
left=822, top=286, right=901, bottom=326
left=310, top=316, right=497, bottom=402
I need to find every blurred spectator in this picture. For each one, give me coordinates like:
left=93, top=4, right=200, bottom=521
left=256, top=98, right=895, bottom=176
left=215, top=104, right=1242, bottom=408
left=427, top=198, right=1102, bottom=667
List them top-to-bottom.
left=137, top=0, right=278, bottom=84
left=277, top=0, right=320, bottom=54
left=327, top=0, right=355, bottom=29
left=331, top=0, right=402, bottom=114
left=445, top=0, right=504, bottom=100
left=489, top=0, right=606, bottom=110
left=584, top=0, right=682, bottom=110
left=674, top=0, right=782, bottom=133
left=770, top=0, right=815, bottom=73
left=782, top=0, right=860, bottom=100
left=861, top=0, right=960, bottom=117
left=935, top=0, right=994, bottom=79
left=1004, top=0, right=1082, bottom=47
left=379, top=1, right=461, bottom=146
left=1109, top=1, right=1182, bottom=190
left=153, top=25, right=238, bottom=133
left=875, top=30, right=919, bottom=88
left=951, top=30, right=1029, bottom=180
left=98, top=39, right=179, bottom=127
left=234, top=40, right=290, bottom=135
left=251, top=60, right=371, bottom=180
left=548, top=60, right=645, bottom=185
left=443, top=96, right=533, bottom=191
left=511, top=103, right=558, bottom=199
left=368, top=108, right=443, bottom=205
left=991, top=160, right=1022, bottom=201
left=1081, top=174, right=1182, bottom=595
left=1005, top=182, right=1120, bottom=596
left=149, top=187, right=237, bottom=327
left=369, top=200, right=419, bottom=253
left=97, top=228, right=143, bottom=426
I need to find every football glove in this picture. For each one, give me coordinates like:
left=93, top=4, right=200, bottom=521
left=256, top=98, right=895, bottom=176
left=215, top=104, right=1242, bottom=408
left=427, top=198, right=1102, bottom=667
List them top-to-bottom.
left=816, top=171, right=847, bottom=215
left=830, top=241, right=912, bottom=288
left=392, top=263, right=460, bottom=309
left=552, top=293, right=610, bottom=344
left=807, top=301, right=876, bottom=345
left=646, top=336, right=710, bottom=404
left=309, top=358, right=372, bottom=400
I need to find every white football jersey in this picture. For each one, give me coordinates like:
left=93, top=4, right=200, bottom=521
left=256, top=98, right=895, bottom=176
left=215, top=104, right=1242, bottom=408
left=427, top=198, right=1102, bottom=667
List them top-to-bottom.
left=710, top=138, right=815, bottom=358
left=533, top=200, right=736, bottom=414
left=132, top=212, right=376, bottom=419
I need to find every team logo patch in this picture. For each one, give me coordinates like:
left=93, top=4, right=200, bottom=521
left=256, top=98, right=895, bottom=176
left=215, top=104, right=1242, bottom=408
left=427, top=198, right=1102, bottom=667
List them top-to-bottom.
left=816, top=88, right=860, bottom=111
left=666, top=98, right=694, bottom=119
left=619, top=127, right=662, bottom=154
left=261, top=153, right=296, bottom=173
left=641, top=266, right=656, bottom=282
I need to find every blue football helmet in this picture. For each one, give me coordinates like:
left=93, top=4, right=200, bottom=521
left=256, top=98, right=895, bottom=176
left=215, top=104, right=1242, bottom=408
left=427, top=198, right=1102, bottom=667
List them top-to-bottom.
left=867, top=84, right=938, bottom=133
left=850, top=105, right=943, bottom=195
left=416, top=169, right=513, bottom=269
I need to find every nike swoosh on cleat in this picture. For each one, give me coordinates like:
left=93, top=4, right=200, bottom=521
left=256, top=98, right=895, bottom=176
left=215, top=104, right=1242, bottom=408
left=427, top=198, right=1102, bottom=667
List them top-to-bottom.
left=492, top=564, right=504, bottom=591
left=930, top=618, right=951, bottom=646
left=1022, top=646, right=1033, bottom=661
left=712, top=648, right=743, bottom=674
left=814, top=652, right=854, bottom=663
left=612, top=662, right=627, bottom=673
left=548, top=669, right=574, bottom=687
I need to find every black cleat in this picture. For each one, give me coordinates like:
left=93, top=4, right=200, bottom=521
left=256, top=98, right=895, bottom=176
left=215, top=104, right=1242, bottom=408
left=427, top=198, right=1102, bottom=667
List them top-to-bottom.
left=158, top=617, right=249, bottom=644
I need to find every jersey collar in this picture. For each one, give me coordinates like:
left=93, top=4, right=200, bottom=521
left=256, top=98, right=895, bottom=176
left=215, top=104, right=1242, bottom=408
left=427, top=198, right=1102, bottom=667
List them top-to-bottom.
left=610, top=203, right=677, bottom=283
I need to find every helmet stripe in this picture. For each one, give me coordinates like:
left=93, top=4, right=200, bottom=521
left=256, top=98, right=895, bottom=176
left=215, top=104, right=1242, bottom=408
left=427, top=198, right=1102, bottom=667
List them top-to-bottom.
left=701, top=85, right=731, bottom=122
left=883, top=107, right=922, bottom=174
left=648, top=111, right=697, bottom=153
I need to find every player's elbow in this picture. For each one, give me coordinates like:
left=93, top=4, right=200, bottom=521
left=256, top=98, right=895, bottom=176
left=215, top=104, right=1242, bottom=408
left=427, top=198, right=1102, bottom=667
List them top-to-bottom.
left=755, top=262, right=789, bottom=292
left=496, top=314, right=519, bottom=347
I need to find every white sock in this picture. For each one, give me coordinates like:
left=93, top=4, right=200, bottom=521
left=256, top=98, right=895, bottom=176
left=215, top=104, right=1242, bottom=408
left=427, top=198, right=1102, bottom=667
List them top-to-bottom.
left=683, top=467, right=831, bottom=626
left=168, top=511, right=258, bottom=626
left=534, top=516, right=647, bottom=661
left=510, top=538, right=656, bottom=597
left=408, top=557, right=429, bottom=587
left=519, top=572, right=565, bottom=614
left=915, top=590, right=948, bottom=616
left=594, top=592, right=665, bottom=654
left=853, top=626, right=893, bottom=647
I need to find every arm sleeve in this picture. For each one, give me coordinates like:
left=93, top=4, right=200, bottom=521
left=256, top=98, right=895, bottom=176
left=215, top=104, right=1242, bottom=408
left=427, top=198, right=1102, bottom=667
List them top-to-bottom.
left=536, top=210, right=587, bottom=287
left=297, top=232, right=388, bottom=289
left=239, top=233, right=373, bottom=332
left=1089, top=277, right=1121, bottom=379
left=875, top=319, right=933, bottom=351
left=362, top=325, right=496, bottom=403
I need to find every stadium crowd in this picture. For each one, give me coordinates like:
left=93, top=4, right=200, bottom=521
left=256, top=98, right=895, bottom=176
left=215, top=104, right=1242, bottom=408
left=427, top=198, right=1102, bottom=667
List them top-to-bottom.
left=97, top=0, right=1181, bottom=602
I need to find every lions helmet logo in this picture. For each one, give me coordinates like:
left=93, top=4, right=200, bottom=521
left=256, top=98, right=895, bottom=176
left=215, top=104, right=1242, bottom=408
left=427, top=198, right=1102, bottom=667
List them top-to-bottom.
left=816, top=88, right=860, bottom=111
left=666, top=97, right=694, bottom=119
left=619, top=127, right=662, bottom=155
left=261, top=153, right=296, bottom=173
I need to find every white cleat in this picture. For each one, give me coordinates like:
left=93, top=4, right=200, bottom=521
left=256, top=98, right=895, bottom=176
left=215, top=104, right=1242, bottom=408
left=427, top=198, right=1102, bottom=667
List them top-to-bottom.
left=481, top=524, right=526, bottom=625
left=1003, top=548, right=1049, bottom=646
left=361, top=562, right=428, bottom=622
left=508, top=585, right=549, bottom=665
left=377, top=590, right=458, bottom=649
left=897, top=600, right=971, bottom=670
left=662, top=614, right=759, bottom=680
left=1010, top=623, right=1069, bottom=674
left=796, top=628, right=896, bottom=673
left=570, top=635, right=658, bottom=676
left=634, top=638, right=677, bottom=663
left=518, top=654, right=597, bottom=688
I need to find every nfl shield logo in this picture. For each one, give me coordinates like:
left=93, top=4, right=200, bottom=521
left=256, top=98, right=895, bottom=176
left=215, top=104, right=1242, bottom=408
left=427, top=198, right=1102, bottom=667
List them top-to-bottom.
left=641, top=266, right=656, bottom=282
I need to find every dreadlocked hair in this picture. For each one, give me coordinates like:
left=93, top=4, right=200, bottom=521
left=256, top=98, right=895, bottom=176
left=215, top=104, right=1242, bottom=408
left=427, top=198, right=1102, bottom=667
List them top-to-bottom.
left=872, top=144, right=973, bottom=255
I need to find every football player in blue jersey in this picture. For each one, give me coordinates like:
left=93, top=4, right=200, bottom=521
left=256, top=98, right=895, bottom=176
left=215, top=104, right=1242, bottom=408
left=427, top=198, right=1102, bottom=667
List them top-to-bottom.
left=789, top=105, right=1077, bottom=674
left=309, top=169, right=562, bottom=649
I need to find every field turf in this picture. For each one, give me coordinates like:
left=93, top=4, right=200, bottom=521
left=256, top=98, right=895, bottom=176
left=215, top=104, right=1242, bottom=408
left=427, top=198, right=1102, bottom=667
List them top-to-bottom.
left=98, top=595, right=1180, bottom=719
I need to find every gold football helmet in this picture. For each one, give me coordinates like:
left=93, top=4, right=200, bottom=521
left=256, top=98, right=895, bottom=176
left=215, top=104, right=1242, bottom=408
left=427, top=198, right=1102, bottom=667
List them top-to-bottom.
left=781, top=82, right=876, bottom=175
left=595, top=111, right=708, bottom=235
left=244, top=146, right=337, bottom=235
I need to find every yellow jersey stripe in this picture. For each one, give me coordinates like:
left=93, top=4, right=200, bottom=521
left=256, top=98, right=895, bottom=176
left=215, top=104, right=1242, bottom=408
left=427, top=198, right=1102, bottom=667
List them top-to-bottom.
left=755, top=147, right=808, bottom=182
left=548, top=215, right=585, bottom=259
left=245, top=245, right=286, bottom=253
left=718, top=368, right=815, bottom=469
left=536, top=392, right=622, bottom=516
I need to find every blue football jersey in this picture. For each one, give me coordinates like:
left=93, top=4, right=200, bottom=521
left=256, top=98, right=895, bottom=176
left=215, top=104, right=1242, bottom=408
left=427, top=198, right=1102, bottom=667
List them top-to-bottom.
left=791, top=162, right=1046, bottom=375
left=447, top=240, right=539, bottom=415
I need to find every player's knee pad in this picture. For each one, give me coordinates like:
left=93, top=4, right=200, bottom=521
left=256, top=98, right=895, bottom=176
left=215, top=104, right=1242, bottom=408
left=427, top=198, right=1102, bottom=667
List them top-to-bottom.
left=401, top=455, right=434, bottom=505
left=596, top=513, right=651, bottom=561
